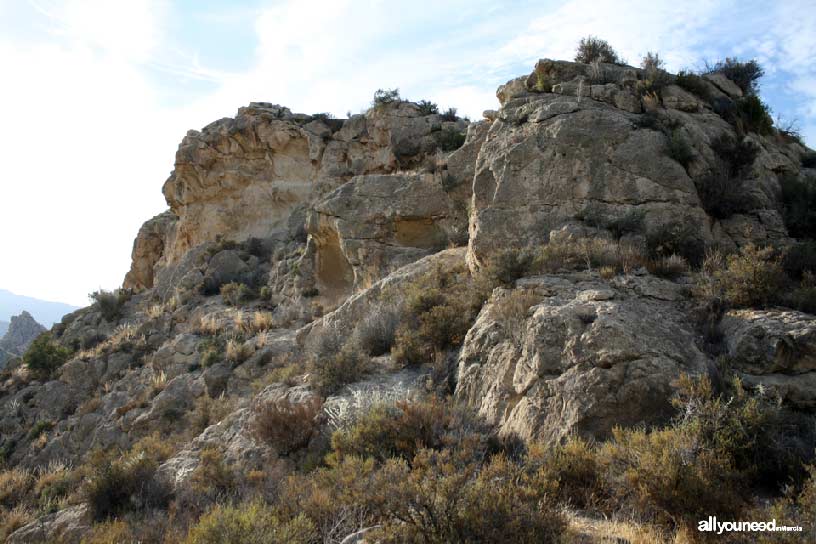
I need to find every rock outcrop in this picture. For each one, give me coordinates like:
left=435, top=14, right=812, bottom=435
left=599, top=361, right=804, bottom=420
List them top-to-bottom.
left=467, top=59, right=804, bottom=271
left=127, top=102, right=469, bottom=296
left=455, top=272, right=708, bottom=443
left=721, top=309, right=816, bottom=408
left=0, top=311, right=45, bottom=368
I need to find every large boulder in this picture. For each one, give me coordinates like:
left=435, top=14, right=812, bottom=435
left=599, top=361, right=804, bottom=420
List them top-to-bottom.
left=455, top=273, right=709, bottom=444
left=721, top=309, right=816, bottom=408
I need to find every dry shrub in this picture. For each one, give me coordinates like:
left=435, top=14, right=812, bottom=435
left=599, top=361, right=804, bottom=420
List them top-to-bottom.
left=534, top=236, right=645, bottom=275
left=715, top=244, right=786, bottom=307
left=646, top=254, right=689, bottom=279
left=353, top=305, right=399, bottom=356
left=250, top=311, right=273, bottom=333
left=195, top=314, right=221, bottom=336
left=225, top=338, right=254, bottom=364
left=310, top=344, right=371, bottom=395
left=251, top=397, right=323, bottom=455
left=328, top=398, right=508, bottom=466
left=82, top=451, right=172, bottom=521
left=0, top=467, right=32, bottom=508
left=184, top=500, right=316, bottom=544
left=0, top=506, right=33, bottom=541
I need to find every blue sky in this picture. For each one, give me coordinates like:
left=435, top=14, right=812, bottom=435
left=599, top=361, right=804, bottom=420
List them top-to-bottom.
left=0, top=0, right=814, bottom=306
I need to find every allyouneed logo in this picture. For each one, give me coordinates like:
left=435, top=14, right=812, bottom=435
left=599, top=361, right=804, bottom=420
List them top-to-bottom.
left=698, top=517, right=803, bottom=534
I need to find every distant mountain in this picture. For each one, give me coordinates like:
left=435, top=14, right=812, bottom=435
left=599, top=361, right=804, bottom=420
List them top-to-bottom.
left=0, top=289, right=79, bottom=327
left=0, top=311, right=46, bottom=368
left=0, top=320, right=8, bottom=337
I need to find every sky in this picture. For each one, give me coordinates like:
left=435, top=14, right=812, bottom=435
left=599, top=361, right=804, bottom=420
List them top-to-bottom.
left=0, top=0, right=814, bottom=307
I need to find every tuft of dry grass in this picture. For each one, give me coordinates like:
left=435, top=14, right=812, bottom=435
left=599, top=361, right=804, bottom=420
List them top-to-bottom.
left=251, top=311, right=274, bottom=333
left=195, top=314, right=221, bottom=336
left=225, top=338, right=254, bottom=364
left=0, top=506, right=34, bottom=541
left=563, top=510, right=688, bottom=544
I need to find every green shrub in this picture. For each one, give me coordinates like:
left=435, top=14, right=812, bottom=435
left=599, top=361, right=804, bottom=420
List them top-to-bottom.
left=574, top=36, right=619, bottom=64
left=706, top=58, right=764, bottom=95
left=675, top=70, right=711, bottom=100
left=372, top=88, right=401, bottom=107
left=735, top=95, right=774, bottom=135
left=416, top=100, right=438, bottom=115
left=439, top=107, right=458, bottom=121
left=436, top=128, right=466, bottom=151
left=666, top=130, right=695, bottom=169
left=710, top=135, right=758, bottom=175
left=695, top=165, right=752, bottom=219
left=780, top=173, right=816, bottom=239
left=605, top=209, right=645, bottom=238
left=646, top=221, right=705, bottom=266
left=783, top=241, right=816, bottom=279
left=484, top=247, right=534, bottom=286
left=787, top=272, right=816, bottom=314
left=220, top=282, right=253, bottom=306
left=89, top=289, right=130, bottom=322
left=391, top=326, right=430, bottom=367
left=23, top=333, right=71, bottom=379
left=310, top=345, right=370, bottom=395
left=251, top=397, right=322, bottom=455
left=28, top=420, right=53, bottom=440
left=527, top=436, right=602, bottom=509
left=83, top=453, right=171, bottom=521
left=185, top=501, right=316, bottom=544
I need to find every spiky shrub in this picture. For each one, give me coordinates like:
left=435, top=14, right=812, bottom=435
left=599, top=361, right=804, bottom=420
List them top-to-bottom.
left=574, top=36, right=619, bottom=64
left=646, top=254, right=689, bottom=279
left=353, top=305, right=399, bottom=356
left=23, top=333, right=71, bottom=379
left=251, top=397, right=323, bottom=455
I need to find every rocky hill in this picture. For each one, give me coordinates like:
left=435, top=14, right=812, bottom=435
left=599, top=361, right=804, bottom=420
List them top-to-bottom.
left=1, top=52, right=815, bottom=543
left=0, top=312, right=45, bottom=369
left=0, top=320, right=8, bottom=338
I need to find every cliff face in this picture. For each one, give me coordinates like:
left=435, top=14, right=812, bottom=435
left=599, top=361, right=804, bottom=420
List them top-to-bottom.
left=2, top=58, right=815, bottom=542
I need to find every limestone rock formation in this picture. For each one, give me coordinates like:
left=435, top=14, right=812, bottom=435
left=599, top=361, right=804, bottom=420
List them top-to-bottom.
left=468, top=59, right=806, bottom=271
left=126, top=102, right=469, bottom=294
left=455, top=272, right=708, bottom=443
left=721, top=309, right=816, bottom=408
left=0, top=311, right=45, bottom=368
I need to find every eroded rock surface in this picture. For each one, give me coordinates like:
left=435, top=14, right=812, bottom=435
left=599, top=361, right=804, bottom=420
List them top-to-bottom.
left=455, top=273, right=709, bottom=443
